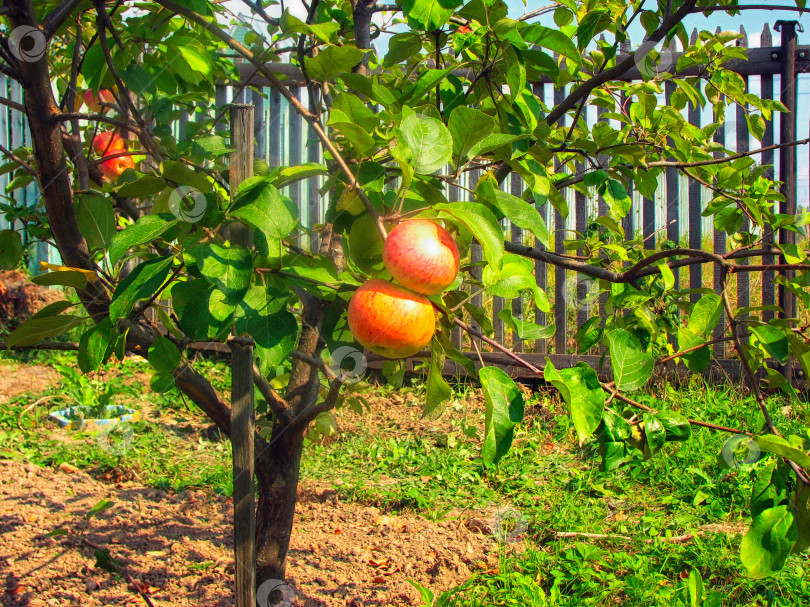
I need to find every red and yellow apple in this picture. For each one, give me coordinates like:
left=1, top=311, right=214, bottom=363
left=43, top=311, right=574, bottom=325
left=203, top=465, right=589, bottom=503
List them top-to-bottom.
left=83, top=89, right=116, bottom=113
left=92, top=131, right=124, bottom=156
left=99, top=154, right=135, bottom=182
left=382, top=219, right=460, bottom=295
left=347, top=279, right=436, bottom=358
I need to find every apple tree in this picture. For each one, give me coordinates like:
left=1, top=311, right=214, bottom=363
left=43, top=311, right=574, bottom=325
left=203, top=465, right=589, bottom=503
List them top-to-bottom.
left=1, top=0, right=809, bottom=587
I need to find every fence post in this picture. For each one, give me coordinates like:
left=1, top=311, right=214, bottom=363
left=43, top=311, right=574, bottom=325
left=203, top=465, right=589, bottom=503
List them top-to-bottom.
left=775, top=21, right=799, bottom=383
left=761, top=24, right=777, bottom=322
left=230, top=103, right=256, bottom=607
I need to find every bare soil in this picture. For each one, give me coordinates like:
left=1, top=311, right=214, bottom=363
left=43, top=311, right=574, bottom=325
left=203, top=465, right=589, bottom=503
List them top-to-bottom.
left=0, top=271, right=65, bottom=330
left=0, top=460, right=499, bottom=607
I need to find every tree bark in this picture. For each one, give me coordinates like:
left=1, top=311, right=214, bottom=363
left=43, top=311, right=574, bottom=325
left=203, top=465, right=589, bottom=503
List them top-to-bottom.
left=7, top=0, right=109, bottom=321
left=254, top=423, right=305, bottom=581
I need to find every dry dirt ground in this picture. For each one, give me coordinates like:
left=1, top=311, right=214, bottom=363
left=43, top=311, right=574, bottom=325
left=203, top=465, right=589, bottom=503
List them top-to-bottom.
left=0, top=361, right=502, bottom=606
left=0, top=461, right=499, bottom=607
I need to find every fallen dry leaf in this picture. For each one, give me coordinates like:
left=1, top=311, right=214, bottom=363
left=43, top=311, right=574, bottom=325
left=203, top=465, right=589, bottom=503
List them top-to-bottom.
left=58, top=462, right=80, bottom=474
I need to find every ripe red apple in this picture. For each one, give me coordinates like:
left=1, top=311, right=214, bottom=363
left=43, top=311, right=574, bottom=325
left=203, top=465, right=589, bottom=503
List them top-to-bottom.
left=83, top=89, right=115, bottom=113
left=92, top=131, right=124, bottom=156
left=99, top=154, right=135, bottom=182
left=382, top=219, right=460, bottom=295
left=347, top=279, right=436, bottom=358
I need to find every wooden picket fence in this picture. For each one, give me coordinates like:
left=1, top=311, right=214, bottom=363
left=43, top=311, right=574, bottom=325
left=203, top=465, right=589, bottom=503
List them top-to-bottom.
left=1, top=23, right=808, bottom=375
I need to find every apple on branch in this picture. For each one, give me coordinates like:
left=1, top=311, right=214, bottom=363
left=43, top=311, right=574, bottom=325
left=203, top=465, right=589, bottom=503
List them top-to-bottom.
left=83, top=89, right=116, bottom=113
left=92, top=131, right=125, bottom=156
left=99, top=154, right=135, bottom=182
left=382, top=219, right=460, bottom=295
left=347, top=279, right=436, bottom=359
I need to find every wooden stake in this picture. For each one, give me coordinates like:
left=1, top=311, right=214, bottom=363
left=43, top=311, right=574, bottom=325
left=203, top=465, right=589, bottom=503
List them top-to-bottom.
left=230, top=103, right=256, bottom=607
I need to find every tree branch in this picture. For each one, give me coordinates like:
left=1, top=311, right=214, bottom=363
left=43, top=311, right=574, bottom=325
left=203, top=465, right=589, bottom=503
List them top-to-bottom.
left=42, top=0, right=85, bottom=39
left=545, top=0, right=697, bottom=125
left=0, top=95, right=26, bottom=113
left=53, top=112, right=141, bottom=132
left=648, top=137, right=810, bottom=169
left=253, top=364, right=295, bottom=425
left=293, top=377, right=344, bottom=432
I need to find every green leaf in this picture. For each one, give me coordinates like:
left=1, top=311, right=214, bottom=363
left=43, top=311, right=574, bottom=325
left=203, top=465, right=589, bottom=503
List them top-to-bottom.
left=400, top=0, right=462, bottom=31
left=522, top=24, right=580, bottom=62
left=384, top=32, right=423, bottom=68
left=502, top=43, right=526, bottom=101
left=305, top=45, right=367, bottom=81
left=401, top=66, right=456, bottom=106
left=330, top=92, right=379, bottom=132
left=447, top=106, right=495, bottom=162
left=399, top=113, right=453, bottom=174
left=330, top=120, right=376, bottom=156
left=466, top=133, right=528, bottom=160
left=161, top=160, right=213, bottom=194
left=273, top=163, right=329, bottom=188
left=116, top=175, right=166, bottom=198
left=231, top=177, right=297, bottom=240
left=602, top=179, right=632, bottom=220
left=489, top=189, right=550, bottom=249
left=76, top=194, right=116, bottom=250
left=435, top=201, right=504, bottom=272
left=109, top=214, right=177, bottom=265
left=0, top=230, right=23, bottom=270
left=195, top=244, right=253, bottom=302
left=483, top=255, right=549, bottom=312
left=109, top=257, right=174, bottom=322
left=30, top=270, right=90, bottom=290
left=173, top=279, right=235, bottom=341
left=234, top=285, right=297, bottom=367
left=688, top=293, right=722, bottom=336
left=31, top=300, right=75, bottom=319
left=498, top=309, right=555, bottom=341
left=6, top=315, right=84, bottom=347
left=575, top=317, right=603, bottom=353
left=78, top=319, right=113, bottom=373
left=750, top=325, right=790, bottom=365
left=677, top=327, right=710, bottom=373
left=607, top=328, right=653, bottom=391
left=149, top=336, right=181, bottom=373
left=425, top=344, right=452, bottom=418
left=544, top=360, right=605, bottom=445
left=479, top=366, right=524, bottom=464
left=150, top=372, right=176, bottom=393
left=597, top=409, right=632, bottom=471
left=656, top=410, right=692, bottom=442
left=643, top=412, right=666, bottom=457
left=755, top=435, right=810, bottom=469
left=792, top=488, right=810, bottom=554
left=86, top=499, right=115, bottom=520
left=741, top=505, right=797, bottom=578
left=688, top=569, right=704, bottom=607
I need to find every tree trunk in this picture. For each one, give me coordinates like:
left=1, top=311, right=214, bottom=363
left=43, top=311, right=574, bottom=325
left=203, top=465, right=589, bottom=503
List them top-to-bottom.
left=254, top=423, right=305, bottom=581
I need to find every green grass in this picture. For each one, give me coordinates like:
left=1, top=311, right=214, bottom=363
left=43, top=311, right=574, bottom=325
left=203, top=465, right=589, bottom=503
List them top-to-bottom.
left=0, top=350, right=234, bottom=494
left=1, top=352, right=808, bottom=605
left=302, top=379, right=810, bottom=606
